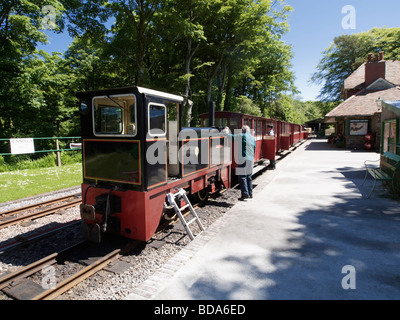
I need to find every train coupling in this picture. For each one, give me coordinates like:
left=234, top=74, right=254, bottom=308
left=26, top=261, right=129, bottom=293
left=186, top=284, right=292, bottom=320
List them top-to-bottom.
left=80, top=204, right=101, bottom=243
left=80, top=204, right=96, bottom=221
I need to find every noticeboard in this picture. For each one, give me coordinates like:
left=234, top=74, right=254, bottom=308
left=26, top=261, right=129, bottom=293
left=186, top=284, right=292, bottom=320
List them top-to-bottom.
left=10, top=138, right=35, bottom=155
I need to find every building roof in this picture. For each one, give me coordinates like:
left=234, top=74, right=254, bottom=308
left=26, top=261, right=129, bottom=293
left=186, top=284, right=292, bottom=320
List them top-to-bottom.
left=344, top=60, right=400, bottom=90
left=344, top=63, right=366, bottom=90
left=326, top=86, right=400, bottom=118
left=382, top=100, right=400, bottom=115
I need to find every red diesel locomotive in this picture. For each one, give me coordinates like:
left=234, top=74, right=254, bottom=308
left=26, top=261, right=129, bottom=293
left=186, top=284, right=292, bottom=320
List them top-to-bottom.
left=77, top=86, right=231, bottom=243
left=77, top=87, right=308, bottom=243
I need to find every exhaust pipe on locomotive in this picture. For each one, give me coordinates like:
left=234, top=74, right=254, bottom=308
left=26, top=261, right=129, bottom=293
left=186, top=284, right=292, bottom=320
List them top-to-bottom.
left=209, top=101, right=215, bottom=128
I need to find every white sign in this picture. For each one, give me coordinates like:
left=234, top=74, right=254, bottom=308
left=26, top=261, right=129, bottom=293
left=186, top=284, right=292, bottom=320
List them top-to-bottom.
left=10, top=138, right=35, bottom=155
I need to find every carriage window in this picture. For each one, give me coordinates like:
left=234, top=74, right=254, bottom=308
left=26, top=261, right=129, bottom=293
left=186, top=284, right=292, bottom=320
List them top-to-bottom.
left=93, top=94, right=136, bottom=136
left=149, top=103, right=166, bottom=136
left=215, top=118, right=228, bottom=128
left=229, top=118, right=239, bottom=130
left=265, top=121, right=274, bottom=135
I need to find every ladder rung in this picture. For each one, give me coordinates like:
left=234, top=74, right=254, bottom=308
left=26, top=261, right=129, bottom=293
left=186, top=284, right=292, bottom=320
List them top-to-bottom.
left=167, top=190, right=204, bottom=241
left=180, top=204, right=190, bottom=210
left=186, top=217, right=197, bottom=225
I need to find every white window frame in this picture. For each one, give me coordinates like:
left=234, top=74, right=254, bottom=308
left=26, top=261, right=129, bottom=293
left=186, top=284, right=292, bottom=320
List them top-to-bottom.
left=92, top=94, right=137, bottom=137
left=148, top=102, right=167, bottom=137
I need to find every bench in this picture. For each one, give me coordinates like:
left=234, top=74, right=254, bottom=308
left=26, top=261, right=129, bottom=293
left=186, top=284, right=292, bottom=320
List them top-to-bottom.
left=362, top=152, right=400, bottom=198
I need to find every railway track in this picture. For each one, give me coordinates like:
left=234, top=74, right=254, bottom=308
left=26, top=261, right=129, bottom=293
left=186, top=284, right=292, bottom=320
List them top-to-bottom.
left=0, top=139, right=307, bottom=300
left=0, top=194, right=81, bottom=229
left=0, top=196, right=202, bottom=300
left=0, top=240, right=121, bottom=300
left=32, top=249, right=120, bottom=300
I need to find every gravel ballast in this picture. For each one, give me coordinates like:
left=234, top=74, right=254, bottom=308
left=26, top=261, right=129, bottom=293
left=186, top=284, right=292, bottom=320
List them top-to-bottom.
left=0, top=184, right=243, bottom=300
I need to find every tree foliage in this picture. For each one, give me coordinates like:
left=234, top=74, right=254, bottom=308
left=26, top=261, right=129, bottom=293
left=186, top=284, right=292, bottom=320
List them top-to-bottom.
left=1, top=0, right=301, bottom=141
left=311, top=27, right=400, bottom=102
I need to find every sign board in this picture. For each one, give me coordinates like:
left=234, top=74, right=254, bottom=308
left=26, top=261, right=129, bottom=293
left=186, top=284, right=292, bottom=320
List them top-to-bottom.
left=349, top=120, right=368, bottom=136
left=10, top=138, right=35, bottom=155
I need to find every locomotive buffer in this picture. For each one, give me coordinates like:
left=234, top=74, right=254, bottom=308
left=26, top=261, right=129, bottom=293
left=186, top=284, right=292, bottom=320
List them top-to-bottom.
left=167, top=189, right=205, bottom=241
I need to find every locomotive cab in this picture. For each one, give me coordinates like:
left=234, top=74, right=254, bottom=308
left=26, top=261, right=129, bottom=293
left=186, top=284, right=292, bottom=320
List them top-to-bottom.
left=77, top=86, right=231, bottom=243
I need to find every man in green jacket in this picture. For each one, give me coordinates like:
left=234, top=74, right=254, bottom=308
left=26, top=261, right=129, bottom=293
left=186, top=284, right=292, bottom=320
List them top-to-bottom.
left=231, top=125, right=256, bottom=201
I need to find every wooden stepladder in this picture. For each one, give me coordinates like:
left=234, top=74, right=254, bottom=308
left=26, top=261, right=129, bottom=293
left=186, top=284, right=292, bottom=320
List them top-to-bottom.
left=166, top=189, right=205, bottom=240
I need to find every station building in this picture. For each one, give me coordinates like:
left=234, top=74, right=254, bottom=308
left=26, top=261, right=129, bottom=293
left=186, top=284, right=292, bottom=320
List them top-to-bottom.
left=325, top=52, right=400, bottom=151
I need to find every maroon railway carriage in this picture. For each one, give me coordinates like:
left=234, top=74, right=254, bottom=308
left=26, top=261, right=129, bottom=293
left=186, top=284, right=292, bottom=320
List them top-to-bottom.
left=77, top=87, right=231, bottom=243
left=200, top=111, right=279, bottom=168
left=200, top=111, right=309, bottom=167
left=301, top=125, right=309, bottom=140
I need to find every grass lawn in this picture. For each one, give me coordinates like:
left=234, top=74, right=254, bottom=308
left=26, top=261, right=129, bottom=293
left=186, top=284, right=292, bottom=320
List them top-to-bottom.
left=0, top=163, right=82, bottom=203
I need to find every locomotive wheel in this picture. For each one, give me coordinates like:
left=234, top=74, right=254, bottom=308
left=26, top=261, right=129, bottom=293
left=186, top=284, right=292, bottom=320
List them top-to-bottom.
left=196, top=188, right=209, bottom=202
left=163, top=209, right=177, bottom=221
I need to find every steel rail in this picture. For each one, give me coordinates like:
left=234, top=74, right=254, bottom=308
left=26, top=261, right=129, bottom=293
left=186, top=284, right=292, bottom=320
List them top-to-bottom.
left=0, top=194, right=80, bottom=217
left=0, top=199, right=81, bottom=229
left=0, top=220, right=81, bottom=253
left=32, top=249, right=121, bottom=300
left=0, top=253, right=58, bottom=291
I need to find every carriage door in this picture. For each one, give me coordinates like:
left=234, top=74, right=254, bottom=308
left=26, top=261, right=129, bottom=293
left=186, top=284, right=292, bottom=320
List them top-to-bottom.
left=146, top=102, right=168, bottom=189
left=167, top=102, right=180, bottom=177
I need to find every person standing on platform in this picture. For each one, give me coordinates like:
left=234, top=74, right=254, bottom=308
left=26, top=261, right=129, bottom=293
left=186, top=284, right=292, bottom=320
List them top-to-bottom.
left=231, top=125, right=256, bottom=201
left=266, top=125, right=276, bottom=170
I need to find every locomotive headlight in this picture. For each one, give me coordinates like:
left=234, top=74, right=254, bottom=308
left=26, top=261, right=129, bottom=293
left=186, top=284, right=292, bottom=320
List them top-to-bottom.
left=79, top=102, right=89, bottom=115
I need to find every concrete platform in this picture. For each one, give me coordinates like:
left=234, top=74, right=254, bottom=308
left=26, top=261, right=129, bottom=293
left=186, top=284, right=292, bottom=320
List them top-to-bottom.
left=126, top=139, right=400, bottom=300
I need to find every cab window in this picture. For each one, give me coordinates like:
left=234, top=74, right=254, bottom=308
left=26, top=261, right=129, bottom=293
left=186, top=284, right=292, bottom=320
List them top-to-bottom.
left=93, top=94, right=136, bottom=136
left=149, top=103, right=166, bottom=136
left=95, top=106, right=122, bottom=134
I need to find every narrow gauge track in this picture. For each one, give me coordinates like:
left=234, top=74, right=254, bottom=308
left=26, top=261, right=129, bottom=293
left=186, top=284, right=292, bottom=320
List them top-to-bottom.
left=0, top=139, right=307, bottom=300
left=0, top=194, right=81, bottom=229
left=0, top=203, right=195, bottom=300
left=0, top=220, right=81, bottom=253
left=0, top=241, right=120, bottom=300
left=33, top=248, right=120, bottom=300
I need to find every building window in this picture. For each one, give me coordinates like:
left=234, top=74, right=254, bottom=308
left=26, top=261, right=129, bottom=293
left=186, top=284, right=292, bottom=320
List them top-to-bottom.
left=383, top=120, right=397, bottom=153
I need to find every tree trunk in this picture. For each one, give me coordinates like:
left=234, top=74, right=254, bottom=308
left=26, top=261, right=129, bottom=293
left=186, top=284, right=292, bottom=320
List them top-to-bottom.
left=183, top=38, right=200, bottom=127
left=206, top=55, right=224, bottom=108
left=216, top=63, right=227, bottom=110
left=223, top=70, right=233, bottom=111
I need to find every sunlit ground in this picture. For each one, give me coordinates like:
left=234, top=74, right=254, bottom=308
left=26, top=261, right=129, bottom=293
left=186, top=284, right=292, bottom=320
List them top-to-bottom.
left=0, top=163, right=82, bottom=203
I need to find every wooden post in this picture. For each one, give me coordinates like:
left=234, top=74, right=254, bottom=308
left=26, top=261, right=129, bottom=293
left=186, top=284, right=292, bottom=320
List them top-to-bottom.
left=56, top=139, right=61, bottom=167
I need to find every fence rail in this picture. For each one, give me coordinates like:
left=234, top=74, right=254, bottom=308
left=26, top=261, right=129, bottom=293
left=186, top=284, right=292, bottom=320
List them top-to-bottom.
left=0, top=137, right=82, bottom=166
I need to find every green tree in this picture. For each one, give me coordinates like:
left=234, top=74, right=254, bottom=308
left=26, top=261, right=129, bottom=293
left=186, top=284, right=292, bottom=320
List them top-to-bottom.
left=0, top=0, right=64, bottom=137
left=1, top=0, right=298, bottom=139
left=108, top=0, right=161, bottom=86
left=195, top=0, right=296, bottom=119
left=311, top=27, right=400, bottom=102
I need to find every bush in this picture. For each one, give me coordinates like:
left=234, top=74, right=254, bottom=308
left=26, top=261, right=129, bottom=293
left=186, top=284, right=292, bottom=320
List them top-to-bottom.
left=0, top=151, right=82, bottom=172
left=61, top=151, right=82, bottom=165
